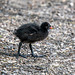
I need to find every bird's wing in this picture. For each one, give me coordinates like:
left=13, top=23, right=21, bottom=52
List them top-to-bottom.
left=14, top=23, right=40, bottom=41
left=17, top=24, right=40, bottom=36
left=28, top=25, right=39, bottom=34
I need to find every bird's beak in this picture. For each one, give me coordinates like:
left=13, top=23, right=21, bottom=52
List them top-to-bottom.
left=50, top=27, right=53, bottom=29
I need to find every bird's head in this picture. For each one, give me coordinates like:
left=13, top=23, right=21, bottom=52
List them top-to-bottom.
left=41, top=22, right=53, bottom=30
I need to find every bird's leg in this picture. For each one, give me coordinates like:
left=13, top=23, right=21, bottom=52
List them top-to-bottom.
left=17, top=42, right=26, bottom=58
left=18, top=42, right=22, bottom=55
left=29, top=43, right=45, bottom=57
left=29, top=43, right=34, bottom=56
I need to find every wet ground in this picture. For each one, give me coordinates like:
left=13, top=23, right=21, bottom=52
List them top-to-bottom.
left=0, top=0, right=75, bottom=75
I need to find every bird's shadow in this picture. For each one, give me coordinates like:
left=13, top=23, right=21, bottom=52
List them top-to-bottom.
left=0, top=43, right=28, bottom=58
left=0, top=49, right=31, bottom=59
left=0, top=51, right=17, bottom=57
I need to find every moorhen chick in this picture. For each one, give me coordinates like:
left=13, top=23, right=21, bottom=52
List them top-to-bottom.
left=14, top=22, right=53, bottom=58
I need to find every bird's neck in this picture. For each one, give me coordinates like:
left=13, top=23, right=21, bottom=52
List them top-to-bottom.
left=41, top=28, right=47, bottom=32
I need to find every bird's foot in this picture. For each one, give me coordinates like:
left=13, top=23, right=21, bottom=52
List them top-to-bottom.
left=14, top=53, right=28, bottom=59
left=14, top=53, right=46, bottom=58
left=18, top=53, right=27, bottom=58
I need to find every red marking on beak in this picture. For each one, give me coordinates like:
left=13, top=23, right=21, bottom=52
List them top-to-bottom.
left=50, top=27, right=53, bottom=29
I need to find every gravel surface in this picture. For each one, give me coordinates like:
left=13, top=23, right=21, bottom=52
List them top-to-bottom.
left=0, top=0, right=75, bottom=75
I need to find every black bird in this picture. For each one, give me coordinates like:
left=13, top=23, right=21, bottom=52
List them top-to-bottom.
left=14, top=22, right=53, bottom=58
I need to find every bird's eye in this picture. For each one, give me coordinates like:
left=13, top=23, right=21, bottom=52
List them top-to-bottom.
left=45, top=26, right=48, bottom=29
